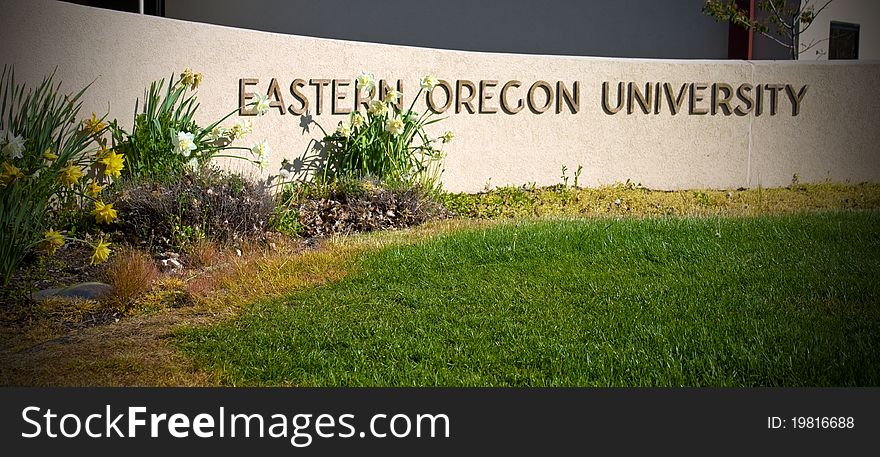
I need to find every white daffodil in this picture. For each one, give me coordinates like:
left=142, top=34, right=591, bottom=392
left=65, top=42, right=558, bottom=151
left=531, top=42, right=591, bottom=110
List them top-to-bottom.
left=356, top=72, right=376, bottom=94
left=420, top=75, right=439, bottom=90
left=383, top=89, right=402, bottom=104
left=254, top=93, right=271, bottom=115
left=368, top=100, right=388, bottom=117
left=351, top=112, right=365, bottom=128
left=385, top=115, right=404, bottom=136
left=230, top=119, right=253, bottom=139
left=336, top=123, right=351, bottom=138
left=208, top=125, right=225, bottom=141
left=441, top=130, right=454, bottom=144
left=175, top=131, right=197, bottom=156
left=2, top=133, right=25, bottom=160
left=251, top=139, right=270, bottom=163
left=187, top=157, right=199, bottom=170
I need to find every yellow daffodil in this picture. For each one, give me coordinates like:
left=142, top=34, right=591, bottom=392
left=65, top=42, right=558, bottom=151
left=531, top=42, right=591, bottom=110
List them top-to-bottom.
left=180, top=68, right=195, bottom=88
left=192, top=73, right=203, bottom=90
left=82, top=113, right=106, bottom=135
left=42, top=149, right=59, bottom=161
left=99, top=150, right=125, bottom=178
left=1, top=161, right=25, bottom=181
left=59, top=165, right=83, bottom=187
left=86, top=180, right=104, bottom=198
left=91, top=200, right=118, bottom=224
left=42, top=229, right=64, bottom=255
left=91, top=239, right=112, bottom=265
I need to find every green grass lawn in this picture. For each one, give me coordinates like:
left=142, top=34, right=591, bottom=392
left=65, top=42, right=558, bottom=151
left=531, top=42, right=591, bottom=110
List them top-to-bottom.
left=178, top=212, right=880, bottom=386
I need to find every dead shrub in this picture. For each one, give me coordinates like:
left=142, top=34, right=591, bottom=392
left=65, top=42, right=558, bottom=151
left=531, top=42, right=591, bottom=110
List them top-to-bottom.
left=112, top=167, right=274, bottom=251
left=295, top=181, right=445, bottom=237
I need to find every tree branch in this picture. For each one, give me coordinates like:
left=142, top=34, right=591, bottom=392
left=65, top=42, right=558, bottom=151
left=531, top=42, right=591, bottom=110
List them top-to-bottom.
left=767, top=0, right=794, bottom=31
left=800, top=0, right=835, bottom=35
left=756, top=29, right=796, bottom=52
left=800, top=36, right=831, bottom=53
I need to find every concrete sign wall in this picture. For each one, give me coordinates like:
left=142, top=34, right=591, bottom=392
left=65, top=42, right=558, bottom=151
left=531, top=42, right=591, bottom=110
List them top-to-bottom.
left=1, top=0, right=878, bottom=192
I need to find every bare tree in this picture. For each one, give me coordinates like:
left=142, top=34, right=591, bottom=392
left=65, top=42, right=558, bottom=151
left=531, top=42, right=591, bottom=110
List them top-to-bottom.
left=703, top=0, right=834, bottom=59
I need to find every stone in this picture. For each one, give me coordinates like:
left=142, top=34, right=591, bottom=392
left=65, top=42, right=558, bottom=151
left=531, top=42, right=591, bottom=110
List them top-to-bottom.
left=160, top=258, right=183, bottom=271
left=30, top=282, right=114, bottom=302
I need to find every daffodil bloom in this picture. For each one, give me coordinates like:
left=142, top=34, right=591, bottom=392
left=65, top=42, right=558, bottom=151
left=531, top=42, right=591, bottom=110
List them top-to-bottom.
left=180, top=68, right=195, bottom=88
left=192, top=72, right=204, bottom=90
left=356, top=72, right=376, bottom=93
left=420, top=75, right=439, bottom=90
left=383, top=89, right=402, bottom=104
left=254, top=93, right=271, bottom=115
left=368, top=100, right=388, bottom=117
left=351, top=112, right=365, bottom=128
left=82, top=113, right=106, bottom=135
left=385, top=115, right=405, bottom=136
left=230, top=119, right=253, bottom=139
left=335, top=123, right=351, bottom=138
left=208, top=125, right=225, bottom=142
left=175, top=131, right=197, bottom=156
left=441, top=131, right=454, bottom=144
left=2, top=133, right=25, bottom=159
left=251, top=140, right=270, bottom=162
left=42, top=149, right=58, bottom=161
left=99, top=150, right=125, bottom=178
left=187, top=157, right=200, bottom=170
left=0, top=161, right=24, bottom=186
left=1, top=161, right=23, bottom=177
left=59, top=165, right=83, bottom=187
left=86, top=180, right=104, bottom=198
left=91, top=200, right=118, bottom=224
left=42, top=229, right=64, bottom=255
left=91, top=239, right=112, bottom=265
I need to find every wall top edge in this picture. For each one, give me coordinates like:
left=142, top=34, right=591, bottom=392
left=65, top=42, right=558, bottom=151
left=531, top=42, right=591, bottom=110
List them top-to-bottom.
left=23, top=0, right=878, bottom=68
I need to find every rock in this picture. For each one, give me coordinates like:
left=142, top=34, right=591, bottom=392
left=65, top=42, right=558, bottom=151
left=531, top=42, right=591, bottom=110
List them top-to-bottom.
left=160, top=258, right=183, bottom=271
left=30, top=282, right=114, bottom=302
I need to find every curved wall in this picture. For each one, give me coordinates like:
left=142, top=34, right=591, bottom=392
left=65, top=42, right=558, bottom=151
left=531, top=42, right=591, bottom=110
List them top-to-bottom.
left=1, top=0, right=878, bottom=192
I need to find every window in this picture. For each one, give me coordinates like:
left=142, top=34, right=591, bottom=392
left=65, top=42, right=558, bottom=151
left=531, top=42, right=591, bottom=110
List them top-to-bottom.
left=828, top=21, right=859, bottom=60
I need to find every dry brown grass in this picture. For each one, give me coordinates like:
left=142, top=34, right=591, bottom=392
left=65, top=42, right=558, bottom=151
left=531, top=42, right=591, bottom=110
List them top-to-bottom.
left=0, top=236, right=352, bottom=386
left=185, top=239, right=222, bottom=269
left=103, top=247, right=160, bottom=311
left=0, top=306, right=225, bottom=386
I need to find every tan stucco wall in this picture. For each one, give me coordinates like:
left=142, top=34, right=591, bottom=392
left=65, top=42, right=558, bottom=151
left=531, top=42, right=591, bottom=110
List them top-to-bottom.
left=1, top=0, right=878, bottom=192
left=799, top=0, right=880, bottom=60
